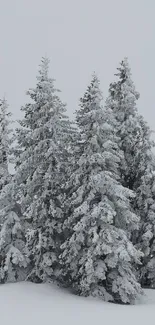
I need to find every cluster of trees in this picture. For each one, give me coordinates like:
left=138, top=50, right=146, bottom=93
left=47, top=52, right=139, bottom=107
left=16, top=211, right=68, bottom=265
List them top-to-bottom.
left=0, top=57, right=155, bottom=304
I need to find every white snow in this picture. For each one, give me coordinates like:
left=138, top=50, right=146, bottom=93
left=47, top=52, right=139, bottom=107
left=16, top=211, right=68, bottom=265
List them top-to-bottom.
left=0, top=282, right=154, bottom=325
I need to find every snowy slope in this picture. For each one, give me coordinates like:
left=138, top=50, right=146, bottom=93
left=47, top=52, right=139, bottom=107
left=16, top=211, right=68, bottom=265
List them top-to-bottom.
left=0, top=282, right=154, bottom=325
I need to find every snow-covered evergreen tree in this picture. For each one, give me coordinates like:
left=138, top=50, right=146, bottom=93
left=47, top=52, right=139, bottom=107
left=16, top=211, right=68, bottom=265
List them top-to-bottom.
left=15, top=57, right=75, bottom=283
left=107, top=57, right=153, bottom=189
left=107, top=58, right=155, bottom=287
left=107, top=58, right=143, bottom=190
left=60, top=74, right=142, bottom=304
left=0, top=98, right=12, bottom=191
left=0, top=99, right=27, bottom=283
left=135, top=164, right=155, bottom=287
left=0, top=182, right=28, bottom=283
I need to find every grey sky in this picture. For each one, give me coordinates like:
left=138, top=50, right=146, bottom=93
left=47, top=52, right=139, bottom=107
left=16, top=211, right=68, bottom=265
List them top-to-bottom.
left=0, top=0, right=155, bottom=132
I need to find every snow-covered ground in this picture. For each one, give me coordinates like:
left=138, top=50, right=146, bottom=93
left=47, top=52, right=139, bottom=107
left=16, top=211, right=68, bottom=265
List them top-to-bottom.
left=0, top=282, right=154, bottom=325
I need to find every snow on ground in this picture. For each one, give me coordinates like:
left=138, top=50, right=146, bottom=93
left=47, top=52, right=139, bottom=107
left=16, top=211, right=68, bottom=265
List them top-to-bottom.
left=0, top=282, right=154, bottom=325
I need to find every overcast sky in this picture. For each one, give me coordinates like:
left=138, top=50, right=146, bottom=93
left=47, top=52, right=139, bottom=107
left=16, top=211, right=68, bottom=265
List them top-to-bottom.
left=0, top=0, right=155, bottom=131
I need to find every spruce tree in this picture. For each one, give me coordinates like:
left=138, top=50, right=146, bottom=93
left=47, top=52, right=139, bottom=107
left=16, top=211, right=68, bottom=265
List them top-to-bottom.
left=14, top=57, right=75, bottom=283
left=107, top=57, right=153, bottom=191
left=107, top=58, right=155, bottom=287
left=107, top=58, right=142, bottom=190
left=60, top=74, right=142, bottom=304
left=0, top=98, right=12, bottom=191
left=0, top=99, right=27, bottom=283
left=135, top=164, right=155, bottom=287
left=0, top=183, right=28, bottom=283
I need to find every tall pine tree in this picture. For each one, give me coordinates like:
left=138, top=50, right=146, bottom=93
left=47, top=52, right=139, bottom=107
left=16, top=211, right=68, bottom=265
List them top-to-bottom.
left=14, top=57, right=75, bottom=283
left=107, top=58, right=155, bottom=287
left=60, top=74, right=142, bottom=304
left=0, top=98, right=12, bottom=190
left=0, top=99, right=27, bottom=283
left=135, top=163, right=155, bottom=287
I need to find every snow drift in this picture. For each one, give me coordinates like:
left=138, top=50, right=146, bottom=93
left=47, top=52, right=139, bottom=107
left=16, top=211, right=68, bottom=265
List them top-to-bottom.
left=0, top=282, right=154, bottom=325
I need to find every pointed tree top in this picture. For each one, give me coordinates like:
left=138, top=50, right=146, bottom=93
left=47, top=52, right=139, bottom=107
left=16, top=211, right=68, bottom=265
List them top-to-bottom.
left=38, top=56, right=50, bottom=82
left=109, top=57, right=139, bottom=101
left=115, top=57, right=131, bottom=82
left=90, top=72, right=100, bottom=89
left=80, top=73, right=103, bottom=108
left=1, top=97, right=7, bottom=105
left=0, top=98, right=12, bottom=122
